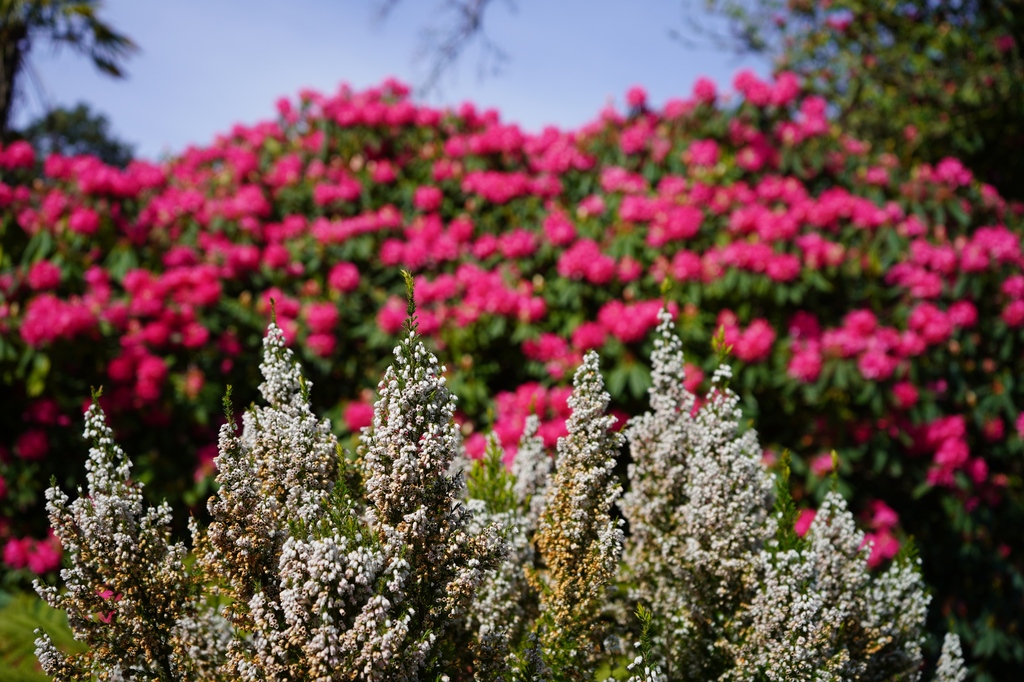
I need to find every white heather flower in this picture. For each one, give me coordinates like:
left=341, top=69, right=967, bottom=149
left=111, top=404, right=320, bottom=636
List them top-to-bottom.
left=621, top=309, right=773, bottom=678
left=621, top=310, right=930, bottom=682
left=35, top=314, right=945, bottom=682
left=198, top=323, right=340, bottom=613
left=359, top=326, right=504, bottom=678
left=534, top=350, right=625, bottom=677
left=34, top=399, right=195, bottom=679
left=511, top=414, right=552, bottom=531
left=459, top=432, right=538, bottom=677
left=729, top=491, right=929, bottom=682
left=935, top=633, right=968, bottom=682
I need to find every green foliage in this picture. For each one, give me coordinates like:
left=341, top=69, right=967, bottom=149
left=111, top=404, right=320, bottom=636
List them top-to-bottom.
left=701, top=0, right=1024, bottom=199
left=19, top=102, right=134, bottom=167
left=466, top=435, right=518, bottom=515
left=772, top=450, right=802, bottom=553
left=0, top=590, right=84, bottom=682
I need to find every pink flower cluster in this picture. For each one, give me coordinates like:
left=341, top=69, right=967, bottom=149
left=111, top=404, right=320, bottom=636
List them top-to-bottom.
left=0, top=140, right=35, bottom=170
left=557, top=239, right=617, bottom=285
left=20, top=294, right=97, bottom=347
left=598, top=300, right=674, bottom=344
left=785, top=302, right=978, bottom=386
left=717, top=310, right=777, bottom=363
left=492, top=382, right=574, bottom=461
left=919, top=415, right=988, bottom=489
left=861, top=500, right=901, bottom=568
left=2, top=532, right=61, bottom=574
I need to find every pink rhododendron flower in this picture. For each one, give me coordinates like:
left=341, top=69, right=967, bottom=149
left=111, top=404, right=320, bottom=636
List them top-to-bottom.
left=733, top=69, right=772, bottom=106
left=770, top=71, right=801, bottom=106
left=692, top=77, right=717, bottom=104
left=625, top=85, right=648, bottom=109
left=685, top=139, right=719, bottom=167
left=0, top=140, right=35, bottom=170
left=934, top=158, right=972, bottom=187
left=371, top=161, right=397, bottom=183
left=312, top=179, right=361, bottom=207
left=413, top=185, right=443, bottom=212
left=577, top=194, right=606, bottom=218
left=647, top=205, right=703, bottom=247
left=67, top=206, right=100, bottom=235
left=540, top=211, right=576, bottom=245
left=447, top=217, right=474, bottom=243
left=498, top=228, right=537, bottom=259
left=472, top=234, right=498, bottom=260
left=557, top=239, right=616, bottom=285
left=262, top=243, right=291, bottom=270
left=670, top=250, right=702, bottom=281
left=765, top=253, right=801, bottom=281
left=617, top=256, right=642, bottom=282
left=27, top=260, right=62, bottom=291
left=327, top=262, right=360, bottom=293
left=1002, top=274, right=1024, bottom=299
left=258, top=287, right=300, bottom=318
left=376, top=296, right=407, bottom=335
left=597, top=299, right=665, bottom=344
left=948, top=300, right=977, bottom=328
left=1002, top=300, right=1024, bottom=327
left=304, top=301, right=340, bottom=334
left=908, top=303, right=952, bottom=345
left=417, top=309, right=441, bottom=335
left=844, top=309, right=878, bottom=336
left=734, top=319, right=776, bottom=363
left=181, top=322, right=210, bottom=349
left=571, top=322, right=607, bottom=351
left=305, top=333, right=336, bottom=358
left=522, top=333, right=567, bottom=363
left=857, top=350, right=898, bottom=381
left=135, top=355, right=168, bottom=403
left=892, top=382, right=919, bottom=409
left=344, top=401, right=375, bottom=432
left=15, top=429, right=49, bottom=460
left=464, top=433, right=487, bottom=460
left=934, top=438, right=969, bottom=469
left=810, top=452, right=836, bottom=477
left=967, top=457, right=989, bottom=484
left=866, top=500, right=899, bottom=529
left=794, top=509, right=816, bottom=537
left=863, top=529, right=900, bottom=568
left=27, top=536, right=61, bottom=574
left=2, top=537, right=30, bottom=568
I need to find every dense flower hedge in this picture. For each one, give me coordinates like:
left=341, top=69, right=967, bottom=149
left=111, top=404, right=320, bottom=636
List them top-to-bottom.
left=0, top=73, right=1022, bottom=677
left=34, top=313, right=960, bottom=681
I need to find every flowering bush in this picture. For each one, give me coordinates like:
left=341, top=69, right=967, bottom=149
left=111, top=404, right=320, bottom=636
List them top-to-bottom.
left=1, top=73, right=1022, bottom=676
left=33, top=312, right=969, bottom=681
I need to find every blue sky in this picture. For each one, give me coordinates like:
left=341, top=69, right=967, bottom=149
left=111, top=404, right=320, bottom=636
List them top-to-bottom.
left=16, top=1, right=770, bottom=160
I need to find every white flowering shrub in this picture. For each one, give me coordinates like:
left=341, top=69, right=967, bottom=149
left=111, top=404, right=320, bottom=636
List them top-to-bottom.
left=34, top=303, right=966, bottom=681
left=620, top=311, right=939, bottom=681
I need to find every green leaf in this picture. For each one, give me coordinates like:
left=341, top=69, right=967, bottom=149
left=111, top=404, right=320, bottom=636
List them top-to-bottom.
left=26, top=353, right=50, bottom=398
left=0, top=591, right=85, bottom=681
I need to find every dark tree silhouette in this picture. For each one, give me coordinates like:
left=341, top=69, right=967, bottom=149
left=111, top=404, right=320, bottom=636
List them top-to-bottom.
left=0, top=0, right=136, bottom=139
left=20, top=101, right=133, bottom=166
